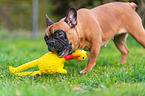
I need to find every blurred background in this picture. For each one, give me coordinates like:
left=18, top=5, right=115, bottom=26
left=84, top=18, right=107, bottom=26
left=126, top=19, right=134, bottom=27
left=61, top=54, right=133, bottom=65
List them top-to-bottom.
left=0, top=0, right=144, bottom=39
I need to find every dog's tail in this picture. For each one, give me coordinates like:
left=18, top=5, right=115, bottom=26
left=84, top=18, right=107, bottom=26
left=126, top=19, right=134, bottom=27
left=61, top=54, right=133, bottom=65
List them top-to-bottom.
left=128, top=2, right=137, bottom=10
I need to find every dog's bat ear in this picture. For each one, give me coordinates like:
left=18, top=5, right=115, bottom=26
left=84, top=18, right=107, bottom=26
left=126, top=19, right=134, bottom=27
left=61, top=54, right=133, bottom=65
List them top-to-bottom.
left=65, top=7, right=77, bottom=28
left=46, top=14, right=54, bottom=27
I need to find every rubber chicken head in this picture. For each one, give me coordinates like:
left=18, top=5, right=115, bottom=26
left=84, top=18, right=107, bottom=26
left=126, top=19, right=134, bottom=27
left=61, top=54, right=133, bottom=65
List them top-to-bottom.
left=73, top=50, right=89, bottom=61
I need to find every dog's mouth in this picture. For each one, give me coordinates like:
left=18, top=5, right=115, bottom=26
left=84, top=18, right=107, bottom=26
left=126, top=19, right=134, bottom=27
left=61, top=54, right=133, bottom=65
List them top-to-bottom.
left=44, top=30, right=72, bottom=57
left=57, top=43, right=72, bottom=57
left=57, top=49, right=70, bottom=57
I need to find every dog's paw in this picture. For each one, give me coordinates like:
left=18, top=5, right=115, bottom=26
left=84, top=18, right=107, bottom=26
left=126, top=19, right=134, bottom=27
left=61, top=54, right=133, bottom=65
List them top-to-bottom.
left=117, top=61, right=126, bottom=65
left=80, top=69, right=88, bottom=74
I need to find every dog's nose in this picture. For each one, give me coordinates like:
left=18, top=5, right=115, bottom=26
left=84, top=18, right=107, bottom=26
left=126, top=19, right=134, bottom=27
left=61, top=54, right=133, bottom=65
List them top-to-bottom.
left=49, top=41, right=55, bottom=47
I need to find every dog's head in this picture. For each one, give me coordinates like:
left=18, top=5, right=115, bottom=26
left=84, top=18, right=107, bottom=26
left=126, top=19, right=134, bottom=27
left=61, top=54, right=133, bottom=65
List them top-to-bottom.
left=44, top=7, right=79, bottom=57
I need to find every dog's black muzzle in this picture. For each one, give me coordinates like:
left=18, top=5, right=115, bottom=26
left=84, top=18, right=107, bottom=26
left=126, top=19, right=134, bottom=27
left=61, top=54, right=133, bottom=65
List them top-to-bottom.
left=44, top=30, right=72, bottom=57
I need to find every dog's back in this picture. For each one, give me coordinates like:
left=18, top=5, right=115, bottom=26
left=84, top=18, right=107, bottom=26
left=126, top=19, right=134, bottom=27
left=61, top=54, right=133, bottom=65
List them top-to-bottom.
left=76, top=2, right=139, bottom=45
left=91, top=2, right=139, bottom=35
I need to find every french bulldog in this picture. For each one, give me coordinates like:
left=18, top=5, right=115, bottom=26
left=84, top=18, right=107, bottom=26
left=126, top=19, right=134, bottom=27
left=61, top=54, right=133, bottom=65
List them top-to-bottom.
left=44, top=2, right=145, bottom=74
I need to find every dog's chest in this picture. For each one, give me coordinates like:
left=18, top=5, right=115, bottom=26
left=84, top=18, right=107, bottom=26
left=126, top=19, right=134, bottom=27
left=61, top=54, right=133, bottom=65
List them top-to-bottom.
left=77, top=40, right=91, bottom=50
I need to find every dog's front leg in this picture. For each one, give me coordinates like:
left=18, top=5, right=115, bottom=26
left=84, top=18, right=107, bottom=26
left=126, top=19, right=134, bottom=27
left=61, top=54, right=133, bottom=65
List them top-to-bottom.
left=80, top=44, right=101, bottom=74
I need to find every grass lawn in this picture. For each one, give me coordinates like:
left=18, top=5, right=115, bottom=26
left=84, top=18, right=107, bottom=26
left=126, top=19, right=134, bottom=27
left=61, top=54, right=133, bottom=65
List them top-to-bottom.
left=0, top=33, right=145, bottom=96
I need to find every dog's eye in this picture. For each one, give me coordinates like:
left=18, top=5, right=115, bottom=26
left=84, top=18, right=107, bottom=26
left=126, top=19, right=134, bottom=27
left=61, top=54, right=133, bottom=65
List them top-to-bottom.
left=57, top=32, right=64, bottom=37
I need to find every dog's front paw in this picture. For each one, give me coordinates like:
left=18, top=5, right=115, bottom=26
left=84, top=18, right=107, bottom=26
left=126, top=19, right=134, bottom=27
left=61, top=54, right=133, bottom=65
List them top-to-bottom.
left=80, top=69, right=88, bottom=74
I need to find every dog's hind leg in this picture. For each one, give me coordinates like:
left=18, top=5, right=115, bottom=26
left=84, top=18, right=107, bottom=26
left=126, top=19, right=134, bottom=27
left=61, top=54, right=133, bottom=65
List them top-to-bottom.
left=126, top=13, right=145, bottom=48
left=128, top=26, right=145, bottom=48
left=113, top=33, right=129, bottom=64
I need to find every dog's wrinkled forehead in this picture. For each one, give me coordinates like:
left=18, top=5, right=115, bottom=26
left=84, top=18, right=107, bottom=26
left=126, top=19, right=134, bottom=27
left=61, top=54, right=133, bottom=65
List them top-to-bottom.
left=45, top=21, right=70, bottom=36
left=45, top=28, right=67, bottom=37
left=44, top=29, right=67, bottom=42
left=51, top=29, right=67, bottom=39
left=54, top=30, right=67, bottom=37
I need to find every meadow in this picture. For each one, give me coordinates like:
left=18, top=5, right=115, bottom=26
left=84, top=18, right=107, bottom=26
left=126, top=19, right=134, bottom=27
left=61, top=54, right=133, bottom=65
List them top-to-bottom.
left=0, top=30, right=145, bottom=96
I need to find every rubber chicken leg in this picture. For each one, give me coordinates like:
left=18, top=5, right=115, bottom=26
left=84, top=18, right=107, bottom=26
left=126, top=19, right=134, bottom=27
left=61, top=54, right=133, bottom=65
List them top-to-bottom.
left=9, top=59, right=38, bottom=73
left=14, top=71, right=42, bottom=76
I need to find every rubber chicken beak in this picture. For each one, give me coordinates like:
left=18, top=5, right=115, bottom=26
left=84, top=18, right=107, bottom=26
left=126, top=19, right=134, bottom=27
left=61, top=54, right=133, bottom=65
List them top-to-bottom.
left=73, top=53, right=81, bottom=57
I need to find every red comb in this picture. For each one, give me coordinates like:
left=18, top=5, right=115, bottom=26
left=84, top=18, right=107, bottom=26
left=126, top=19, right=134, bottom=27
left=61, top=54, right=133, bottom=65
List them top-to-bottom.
left=86, top=53, right=89, bottom=56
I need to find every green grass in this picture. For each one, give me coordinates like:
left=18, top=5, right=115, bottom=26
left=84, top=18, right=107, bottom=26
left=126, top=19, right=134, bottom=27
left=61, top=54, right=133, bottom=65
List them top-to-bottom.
left=0, top=34, right=145, bottom=96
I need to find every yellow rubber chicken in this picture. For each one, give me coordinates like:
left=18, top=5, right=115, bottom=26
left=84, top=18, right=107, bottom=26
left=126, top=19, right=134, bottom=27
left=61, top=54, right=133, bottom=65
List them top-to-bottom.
left=9, top=50, right=88, bottom=76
